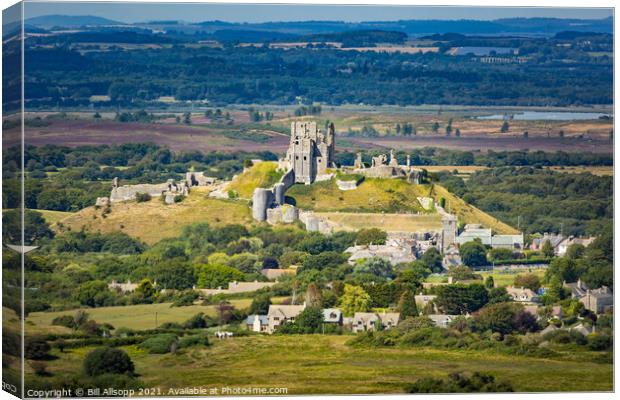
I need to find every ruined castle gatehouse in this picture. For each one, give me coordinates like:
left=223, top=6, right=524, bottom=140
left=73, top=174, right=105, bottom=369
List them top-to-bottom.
left=284, top=121, right=335, bottom=184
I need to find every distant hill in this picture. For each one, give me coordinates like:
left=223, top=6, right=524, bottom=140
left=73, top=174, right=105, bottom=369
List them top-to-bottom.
left=25, top=14, right=122, bottom=28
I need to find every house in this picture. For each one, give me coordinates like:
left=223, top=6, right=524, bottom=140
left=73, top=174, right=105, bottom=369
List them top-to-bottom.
left=456, top=224, right=523, bottom=250
left=530, top=233, right=565, bottom=253
left=557, top=236, right=596, bottom=256
left=345, top=238, right=416, bottom=266
left=260, top=268, right=296, bottom=280
left=564, top=279, right=589, bottom=298
left=108, top=280, right=138, bottom=293
left=505, top=286, right=539, bottom=303
left=579, top=287, right=613, bottom=314
left=415, top=294, right=437, bottom=310
left=267, top=304, right=306, bottom=333
left=322, top=308, right=342, bottom=325
left=351, top=312, right=400, bottom=333
left=428, top=314, right=460, bottom=328
left=246, top=315, right=269, bottom=333
left=540, top=324, right=558, bottom=336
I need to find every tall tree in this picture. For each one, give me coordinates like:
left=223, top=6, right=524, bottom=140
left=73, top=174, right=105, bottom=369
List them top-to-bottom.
left=339, top=284, right=371, bottom=317
left=398, top=291, right=418, bottom=319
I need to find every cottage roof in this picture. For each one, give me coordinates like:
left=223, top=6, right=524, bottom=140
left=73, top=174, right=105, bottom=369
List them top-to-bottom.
left=506, top=286, right=538, bottom=299
left=268, top=304, right=306, bottom=319
left=322, top=308, right=342, bottom=323
left=353, top=312, right=379, bottom=322
left=379, top=312, right=400, bottom=326
left=246, top=314, right=268, bottom=325
left=428, top=314, right=458, bottom=326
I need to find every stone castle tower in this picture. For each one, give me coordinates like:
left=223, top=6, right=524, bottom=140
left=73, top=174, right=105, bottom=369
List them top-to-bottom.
left=284, top=121, right=335, bottom=184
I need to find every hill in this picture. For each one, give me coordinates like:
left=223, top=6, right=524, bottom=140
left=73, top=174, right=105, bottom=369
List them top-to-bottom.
left=25, top=14, right=122, bottom=27
left=226, top=161, right=283, bottom=199
left=287, top=177, right=431, bottom=213
left=430, top=183, right=519, bottom=235
left=54, top=188, right=252, bottom=245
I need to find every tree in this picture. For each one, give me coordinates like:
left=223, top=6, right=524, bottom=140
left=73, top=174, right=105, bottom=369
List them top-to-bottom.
left=183, top=112, right=191, bottom=125
left=445, top=118, right=453, bottom=136
left=500, top=121, right=509, bottom=133
left=431, top=122, right=440, bottom=133
left=455, top=128, right=461, bottom=137
left=355, top=228, right=387, bottom=245
left=459, top=239, right=488, bottom=267
left=541, top=239, right=555, bottom=258
left=566, top=243, right=586, bottom=260
left=420, top=247, right=443, bottom=273
left=353, top=257, right=394, bottom=279
left=152, top=260, right=196, bottom=290
left=398, top=261, right=431, bottom=286
left=197, top=264, right=244, bottom=289
left=449, top=265, right=479, bottom=281
left=513, top=274, right=541, bottom=292
left=484, top=276, right=495, bottom=289
left=134, top=279, right=156, bottom=303
left=74, top=280, right=110, bottom=307
left=305, top=283, right=323, bottom=308
left=339, top=284, right=370, bottom=316
left=435, top=284, right=488, bottom=314
left=487, top=287, right=512, bottom=305
left=397, top=291, right=418, bottom=319
left=249, top=293, right=271, bottom=315
left=215, top=301, right=235, bottom=325
left=472, top=302, right=538, bottom=335
left=295, top=307, right=324, bottom=334
left=84, top=347, right=134, bottom=376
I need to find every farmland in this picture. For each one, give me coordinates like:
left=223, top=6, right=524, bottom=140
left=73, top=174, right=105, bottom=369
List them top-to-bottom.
left=4, top=106, right=613, bottom=154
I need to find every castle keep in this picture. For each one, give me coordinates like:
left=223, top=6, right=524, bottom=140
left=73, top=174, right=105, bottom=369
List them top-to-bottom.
left=282, top=121, right=336, bottom=184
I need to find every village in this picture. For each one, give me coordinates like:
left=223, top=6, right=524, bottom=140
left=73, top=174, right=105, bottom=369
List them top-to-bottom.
left=101, top=121, right=611, bottom=340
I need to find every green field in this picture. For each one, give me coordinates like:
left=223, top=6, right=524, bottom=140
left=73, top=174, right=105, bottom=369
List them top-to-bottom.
left=226, top=161, right=283, bottom=199
left=287, top=178, right=430, bottom=213
left=316, top=212, right=442, bottom=232
left=425, top=268, right=547, bottom=287
left=27, top=298, right=285, bottom=334
left=27, top=335, right=612, bottom=394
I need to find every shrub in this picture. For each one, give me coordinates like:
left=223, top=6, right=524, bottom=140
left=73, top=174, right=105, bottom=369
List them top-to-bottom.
left=135, top=192, right=151, bottom=202
left=171, top=291, right=199, bottom=307
left=183, top=313, right=208, bottom=329
left=51, top=315, right=76, bottom=329
left=179, top=333, right=210, bottom=348
left=587, top=333, right=612, bottom=351
left=139, top=334, right=178, bottom=354
left=25, top=337, right=51, bottom=360
left=83, top=347, right=134, bottom=376
left=31, top=361, right=51, bottom=376
left=406, top=371, right=513, bottom=393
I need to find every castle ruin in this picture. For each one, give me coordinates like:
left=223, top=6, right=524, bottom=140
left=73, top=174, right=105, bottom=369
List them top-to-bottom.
left=281, top=121, right=336, bottom=184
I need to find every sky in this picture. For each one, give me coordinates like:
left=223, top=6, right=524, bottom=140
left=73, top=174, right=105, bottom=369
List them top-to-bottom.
left=20, top=2, right=614, bottom=24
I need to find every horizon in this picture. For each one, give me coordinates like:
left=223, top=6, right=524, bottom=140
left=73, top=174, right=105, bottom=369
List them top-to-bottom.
left=20, top=3, right=614, bottom=24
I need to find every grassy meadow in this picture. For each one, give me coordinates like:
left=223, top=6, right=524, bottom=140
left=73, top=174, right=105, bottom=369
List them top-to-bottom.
left=226, top=161, right=284, bottom=198
left=287, top=178, right=430, bottom=213
left=54, top=189, right=253, bottom=245
left=315, top=212, right=442, bottom=232
left=26, top=297, right=288, bottom=334
left=26, top=335, right=612, bottom=394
